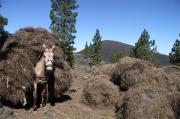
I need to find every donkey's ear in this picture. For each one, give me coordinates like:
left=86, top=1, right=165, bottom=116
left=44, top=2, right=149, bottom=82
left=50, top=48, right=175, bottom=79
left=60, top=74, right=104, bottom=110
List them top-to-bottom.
left=42, top=44, right=46, bottom=49
left=52, top=45, right=55, bottom=50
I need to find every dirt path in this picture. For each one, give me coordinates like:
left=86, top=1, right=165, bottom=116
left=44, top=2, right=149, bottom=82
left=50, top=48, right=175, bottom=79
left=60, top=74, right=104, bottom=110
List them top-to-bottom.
left=13, top=68, right=116, bottom=119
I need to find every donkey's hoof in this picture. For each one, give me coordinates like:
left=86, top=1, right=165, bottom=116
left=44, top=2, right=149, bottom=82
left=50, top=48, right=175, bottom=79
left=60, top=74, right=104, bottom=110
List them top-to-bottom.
left=50, top=101, right=55, bottom=106
left=51, top=103, right=55, bottom=106
left=42, top=104, right=46, bottom=107
left=33, top=106, right=37, bottom=111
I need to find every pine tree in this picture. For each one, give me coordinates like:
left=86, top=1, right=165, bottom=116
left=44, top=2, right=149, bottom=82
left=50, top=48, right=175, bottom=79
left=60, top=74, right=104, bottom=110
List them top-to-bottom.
left=50, top=0, right=78, bottom=67
left=0, top=2, right=9, bottom=48
left=0, top=16, right=7, bottom=30
left=92, top=29, right=103, bottom=65
left=132, top=29, right=159, bottom=65
left=169, top=35, right=180, bottom=66
left=83, top=41, right=89, bottom=58
left=88, top=42, right=94, bottom=57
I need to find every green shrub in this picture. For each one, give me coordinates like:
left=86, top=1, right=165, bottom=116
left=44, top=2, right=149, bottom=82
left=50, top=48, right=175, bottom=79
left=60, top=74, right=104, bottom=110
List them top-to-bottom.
left=111, top=52, right=123, bottom=63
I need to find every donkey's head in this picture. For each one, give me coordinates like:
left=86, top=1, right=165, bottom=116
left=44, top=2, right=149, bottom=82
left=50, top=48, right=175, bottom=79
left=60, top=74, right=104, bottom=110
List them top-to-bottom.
left=42, top=44, right=55, bottom=73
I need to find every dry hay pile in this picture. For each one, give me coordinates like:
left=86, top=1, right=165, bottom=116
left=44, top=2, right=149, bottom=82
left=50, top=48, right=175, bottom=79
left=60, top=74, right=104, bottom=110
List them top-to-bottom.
left=0, top=27, right=72, bottom=105
left=111, top=57, right=168, bottom=91
left=112, top=57, right=180, bottom=119
left=82, top=63, right=119, bottom=108
left=93, top=64, right=116, bottom=82
left=97, top=64, right=116, bottom=77
left=162, top=65, right=180, bottom=119
left=163, top=65, right=180, bottom=92
left=82, top=78, right=119, bottom=108
left=116, top=86, right=174, bottom=119
left=171, top=92, right=180, bottom=119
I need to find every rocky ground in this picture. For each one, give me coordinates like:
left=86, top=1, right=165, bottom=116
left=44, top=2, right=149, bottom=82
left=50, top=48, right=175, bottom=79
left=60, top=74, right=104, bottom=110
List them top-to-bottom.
left=0, top=106, right=16, bottom=119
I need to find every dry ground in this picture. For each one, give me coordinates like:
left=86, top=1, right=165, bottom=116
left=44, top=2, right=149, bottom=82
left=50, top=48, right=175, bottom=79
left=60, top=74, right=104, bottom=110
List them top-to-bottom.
left=13, top=67, right=116, bottom=119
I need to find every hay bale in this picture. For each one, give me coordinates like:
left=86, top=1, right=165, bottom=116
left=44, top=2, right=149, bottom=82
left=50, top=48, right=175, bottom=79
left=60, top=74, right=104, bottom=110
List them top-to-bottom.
left=0, top=27, right=72, bottom=104
left=119, top=56, right=142, bottom=64
left=111, top=57, right=169, bottom=91
left=111, top=57, right=180, bottom=118
left=54, top=62, right=72, bottom=95
left=97, top=64, right=116, bottom=77
left=162, top=65, right=180, bottom=92
left=163, top=65, right=180, bottom=118
left=163, top=65, right=180, bottom=81
left=163, top=65, right=180, bottom=74
left=82, top=78, right=119, bottom=108
left=116, top=86, right=175, bottom=119
left=171, top=92, right=180, bottom=119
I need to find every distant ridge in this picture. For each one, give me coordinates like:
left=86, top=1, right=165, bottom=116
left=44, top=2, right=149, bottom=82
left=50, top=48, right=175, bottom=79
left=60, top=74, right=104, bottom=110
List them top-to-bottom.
left=79, top=40, right=170, bottom=65
left=102, top=40, right=132, bottom=62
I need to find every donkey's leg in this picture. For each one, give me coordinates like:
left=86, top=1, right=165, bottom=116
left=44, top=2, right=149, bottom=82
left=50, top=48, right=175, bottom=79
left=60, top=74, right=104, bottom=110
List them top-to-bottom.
left=49, top=76, right=55, bottom=106
left=33, top=82, right=37, bottom=111
left=45, top=83, right=48, bottom=106
left=41, top=84, right=46, bottom=107
left=41, top=87, right=46, bottom=107
left=52, top=88, right=55, bottom=106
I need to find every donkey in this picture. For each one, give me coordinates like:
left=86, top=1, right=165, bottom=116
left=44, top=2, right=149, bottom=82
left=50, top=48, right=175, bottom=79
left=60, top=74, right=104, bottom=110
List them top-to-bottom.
left=33, top=44, right=55, bottom=111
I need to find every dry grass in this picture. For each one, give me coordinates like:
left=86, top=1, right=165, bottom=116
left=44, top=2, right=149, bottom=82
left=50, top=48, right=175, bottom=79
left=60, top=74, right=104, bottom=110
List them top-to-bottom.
left=112, top=57, right=180, bottom=119
left=97, top=64, right=116, bottom=77
left=82, top=78, right=119, bottom=109
left=116, top=86, right=174, bottom=119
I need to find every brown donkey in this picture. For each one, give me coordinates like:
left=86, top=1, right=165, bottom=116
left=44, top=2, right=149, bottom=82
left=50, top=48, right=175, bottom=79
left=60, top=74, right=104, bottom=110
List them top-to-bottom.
left=33, top=44, right=55, bottom=111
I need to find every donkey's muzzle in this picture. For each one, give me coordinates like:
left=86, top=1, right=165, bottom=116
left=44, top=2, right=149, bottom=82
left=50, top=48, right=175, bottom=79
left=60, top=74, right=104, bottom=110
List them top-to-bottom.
left=45, top=64, right=54, bottom=72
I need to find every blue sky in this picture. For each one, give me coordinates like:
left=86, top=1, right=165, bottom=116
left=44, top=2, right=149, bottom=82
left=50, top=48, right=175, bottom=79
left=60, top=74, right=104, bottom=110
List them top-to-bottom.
left=1, top=0, right=180, bottom=55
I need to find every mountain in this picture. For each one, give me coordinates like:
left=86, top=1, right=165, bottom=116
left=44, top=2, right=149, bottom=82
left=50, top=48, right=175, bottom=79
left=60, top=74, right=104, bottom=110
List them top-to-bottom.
left=79, top=40, right=170, bottom=65
left=102, top=40, right=132, bottom=62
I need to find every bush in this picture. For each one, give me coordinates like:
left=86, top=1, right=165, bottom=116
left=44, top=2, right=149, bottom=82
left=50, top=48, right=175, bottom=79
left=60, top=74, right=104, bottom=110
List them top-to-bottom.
left=111, top=52, right=123, bottom=63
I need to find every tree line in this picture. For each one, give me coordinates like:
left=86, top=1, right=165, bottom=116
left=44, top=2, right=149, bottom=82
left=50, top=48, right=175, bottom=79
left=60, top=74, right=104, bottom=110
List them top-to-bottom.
left=0, top=0, right=179, bottom=67
left=84, top=29, right=180, bottom=66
